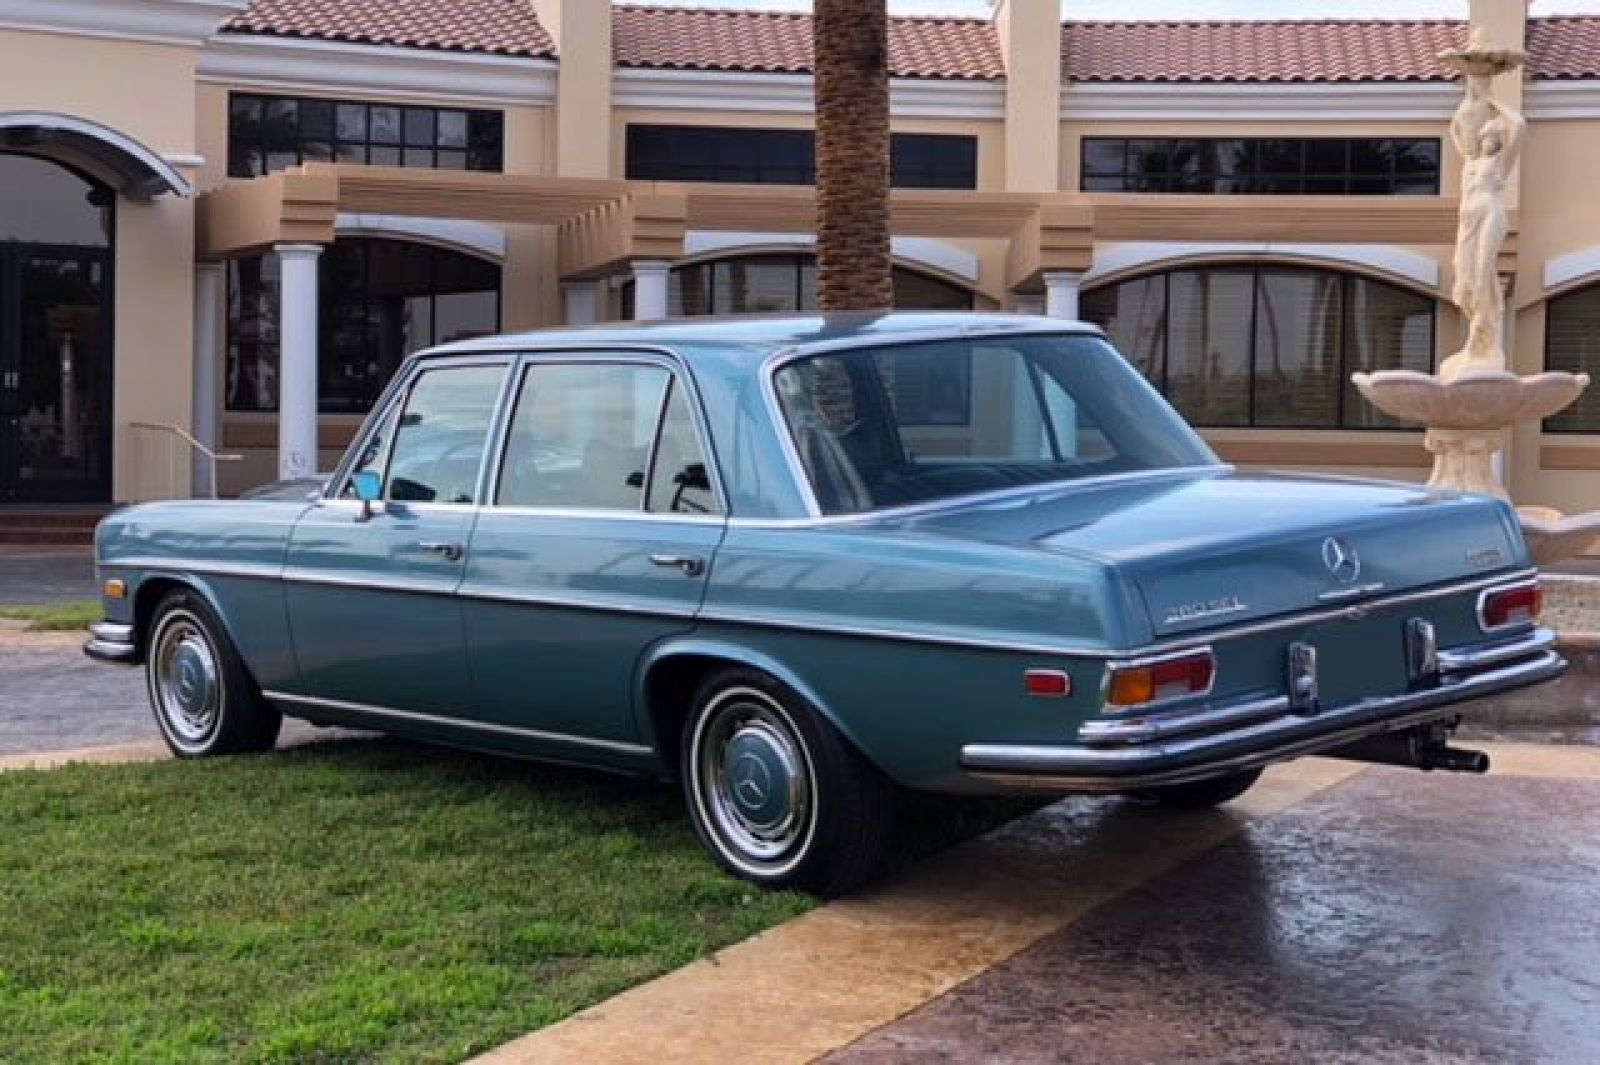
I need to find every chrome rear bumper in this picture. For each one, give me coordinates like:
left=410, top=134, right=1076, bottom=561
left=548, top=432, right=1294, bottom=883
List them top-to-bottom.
left=83, top=621, right=139, bottom=664
left=961, top=627, right=1565, bottom=792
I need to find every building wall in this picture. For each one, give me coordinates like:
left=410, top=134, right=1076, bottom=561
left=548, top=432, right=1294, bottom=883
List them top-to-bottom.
left=0, top=29, right=203, bottom=502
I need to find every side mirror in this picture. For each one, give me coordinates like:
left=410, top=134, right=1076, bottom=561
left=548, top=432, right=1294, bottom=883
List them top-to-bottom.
left=352, top=470, right=383, bottom=522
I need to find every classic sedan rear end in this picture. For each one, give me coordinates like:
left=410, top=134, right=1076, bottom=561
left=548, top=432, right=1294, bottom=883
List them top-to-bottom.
left=84, top=313, right=1564, bottom=895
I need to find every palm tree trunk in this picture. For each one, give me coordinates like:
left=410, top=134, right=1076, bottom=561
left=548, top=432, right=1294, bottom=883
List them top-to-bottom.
left=813, top=0, right=893, bottom=311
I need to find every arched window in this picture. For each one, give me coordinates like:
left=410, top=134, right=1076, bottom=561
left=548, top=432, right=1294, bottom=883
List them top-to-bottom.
left=227, top=238, right=501, bottom=414
left=624, top=253, right=974, bottom=318
left=1080, top=265, right=1435, bottom=430
left=1545, top=284, right=1600, bottom=432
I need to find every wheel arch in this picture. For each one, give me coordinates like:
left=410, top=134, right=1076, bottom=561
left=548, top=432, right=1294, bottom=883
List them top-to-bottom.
left=130, top=572, right=241, bottom=658
left=634, top=638, right=879, bottom=781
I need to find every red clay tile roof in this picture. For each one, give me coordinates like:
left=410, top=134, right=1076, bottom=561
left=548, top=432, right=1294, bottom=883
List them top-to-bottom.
left=225, top=0, right=555, bottom=58
left=612, top=6, right=1004, bottom=80
left=1528, top=17, right=1600, bottom=80
left=1061, top=19, right=1469, bottom=84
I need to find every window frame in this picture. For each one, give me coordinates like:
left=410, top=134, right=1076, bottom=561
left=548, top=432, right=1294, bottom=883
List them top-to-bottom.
left=227, top=92, right=505, bottom=178
left=624, top=124, right=979, bottom=190
left=1080, top=136, right=1442, bottom=197
left=1080, top=265, right=1437, bottom=431
left=1542, top=283, right=1600, bottom=434
left=482, top=350, right=729, bottom=520
left=326, top=351, right=515, bottom=506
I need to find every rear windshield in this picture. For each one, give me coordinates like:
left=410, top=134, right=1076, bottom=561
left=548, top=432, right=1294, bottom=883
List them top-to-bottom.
left=771, top=333, right=1218, bottom=516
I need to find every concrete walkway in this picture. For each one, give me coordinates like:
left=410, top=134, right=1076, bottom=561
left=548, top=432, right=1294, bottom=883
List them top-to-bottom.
left=479, top=743, right=1600, bottom=1065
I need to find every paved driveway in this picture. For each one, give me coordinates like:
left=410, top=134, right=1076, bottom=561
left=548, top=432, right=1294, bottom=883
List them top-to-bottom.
left=0, top=548, right=96, bottom=606
left=0, top=624, right=152, bottom=753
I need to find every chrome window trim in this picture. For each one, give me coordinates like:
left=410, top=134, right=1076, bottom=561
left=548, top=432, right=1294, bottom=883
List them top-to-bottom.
left=759, top=330, right=1227, bottom=524
left=483, top=349, right=730, bottom=519
left=482, top=505, right=726, bottom=526
left=697, top=567, right=1539, bottom=660
left=1475, top=578, right=1542, bottom=635
left=264, top=690, right=654, bottom=757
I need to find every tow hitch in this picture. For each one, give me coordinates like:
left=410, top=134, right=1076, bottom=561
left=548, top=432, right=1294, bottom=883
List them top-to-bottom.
left=1323, top=718, right=1490, bottom=774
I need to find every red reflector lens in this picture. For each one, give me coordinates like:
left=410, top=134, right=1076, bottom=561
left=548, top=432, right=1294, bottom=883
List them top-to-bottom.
left=1481, top=584, right=1542, bottom=630
left=1025, top=670, right=1072, bottom=698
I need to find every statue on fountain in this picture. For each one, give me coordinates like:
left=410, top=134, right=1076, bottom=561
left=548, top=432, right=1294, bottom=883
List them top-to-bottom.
left=1351, top=25, right=1598, bottom=563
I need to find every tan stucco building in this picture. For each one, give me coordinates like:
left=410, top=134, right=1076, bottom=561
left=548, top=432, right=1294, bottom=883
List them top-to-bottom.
left=3, top=0, right=1600, bottom=523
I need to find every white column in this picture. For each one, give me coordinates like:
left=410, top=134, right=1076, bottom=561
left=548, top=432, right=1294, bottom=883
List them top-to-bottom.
left=276, top=244, right=323, bottom=482
left=631, top=260, right=672, bottom=321
left=192, top=262, right=224, bottom=496
left=1043, top=271, right=1083, bottom=320
left=563, top=281, right=601, bottom=326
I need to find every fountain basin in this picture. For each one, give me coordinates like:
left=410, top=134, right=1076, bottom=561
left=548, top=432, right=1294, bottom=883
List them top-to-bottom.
left=1352, top=369, right=1591, bottom=430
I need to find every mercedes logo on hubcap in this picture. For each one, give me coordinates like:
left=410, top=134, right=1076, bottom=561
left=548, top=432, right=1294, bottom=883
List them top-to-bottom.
left=1322, top=536, right=1361, bottom=584
left=732, top=753, right=771, bottom=809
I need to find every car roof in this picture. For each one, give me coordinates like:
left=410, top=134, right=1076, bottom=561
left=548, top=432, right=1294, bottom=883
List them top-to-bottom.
left=422, top=311, right=1102, bottom=364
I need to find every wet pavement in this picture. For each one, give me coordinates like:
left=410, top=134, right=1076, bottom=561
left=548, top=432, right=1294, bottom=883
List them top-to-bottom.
left=0, top=547, right=96, bottom=606
left=830, top=768, right=1600, bottom=1064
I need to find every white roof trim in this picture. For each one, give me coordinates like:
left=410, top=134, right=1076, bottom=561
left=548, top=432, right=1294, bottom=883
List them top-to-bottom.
left=0, top=0, right=246, bottom=47
left=199, top=35, right=558, bottom=107
left=614, top=69, right=1005, bottom=120
left=1526, top=80, right=1600, bottom=121
left=1061, top=81, right=1458, bottom=123
left=0, top=111, right=193, bottom=198
left=336, top=214, right=506, bottom=261
left=684, top=230, right=980, bottom=283
left=1085, top=241, right=1440, bottom=291
left=1544, top=246, right=1600, bottom=296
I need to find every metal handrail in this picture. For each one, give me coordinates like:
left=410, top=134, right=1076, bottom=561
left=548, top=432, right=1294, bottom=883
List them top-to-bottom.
left=129, top=421, right=243, bottom=499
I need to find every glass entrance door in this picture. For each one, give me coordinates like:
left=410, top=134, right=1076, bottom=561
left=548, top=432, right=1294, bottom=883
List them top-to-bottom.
left=0, top=245, right=114, bottom=503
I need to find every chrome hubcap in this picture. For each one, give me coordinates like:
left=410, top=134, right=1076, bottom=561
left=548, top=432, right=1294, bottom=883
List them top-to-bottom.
left=152, top=616, right=220, bottom=745
left=695, top=689, right=813, bottom=871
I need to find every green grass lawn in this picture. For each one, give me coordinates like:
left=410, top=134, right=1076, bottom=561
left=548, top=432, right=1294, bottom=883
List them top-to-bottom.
left=0, top=600, right=100, bottom=631
left=0, top=740, right=1033, bottom=1064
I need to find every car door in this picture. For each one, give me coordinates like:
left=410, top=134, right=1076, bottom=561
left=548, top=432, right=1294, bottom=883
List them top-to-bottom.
left=458, top=353, right=727, bottom=748
left=282, top=356, right=510, bottom=717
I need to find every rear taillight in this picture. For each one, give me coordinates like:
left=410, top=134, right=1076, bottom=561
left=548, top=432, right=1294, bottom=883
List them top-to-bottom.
left=1479, top=582, right=1543, bottom=632
left=1105, top=649, right=1216, bottom=709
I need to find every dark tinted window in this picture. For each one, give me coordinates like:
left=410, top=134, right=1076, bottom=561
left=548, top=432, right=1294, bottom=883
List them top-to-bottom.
left=229, top=94, right=503, bottom=178
left=626, top=125, right=978, bottom=189
left=1082, top=137, right=1441, bottom=196
left=226, top=239, right=501, bottom=414
left=1080, top=266, right=1436, bottom=429
left=1545, top=284, right=1600, bottom=432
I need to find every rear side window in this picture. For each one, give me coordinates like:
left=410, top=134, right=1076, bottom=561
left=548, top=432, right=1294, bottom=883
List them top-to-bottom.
left=497, top=363, right=669, bottom=509
left=382, top=364, right=505, bottom=504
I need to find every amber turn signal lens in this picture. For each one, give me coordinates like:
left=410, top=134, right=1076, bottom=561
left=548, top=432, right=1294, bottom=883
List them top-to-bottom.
left=103, top=579, right=127, bottom=601
left=1480, top=583, right=1542, bottom=631
left=1106, top=651, right=1215, bottom=709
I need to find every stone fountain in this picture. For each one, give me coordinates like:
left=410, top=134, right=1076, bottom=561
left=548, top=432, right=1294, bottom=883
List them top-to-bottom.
left=1352, top=27, right=1598, bottom=565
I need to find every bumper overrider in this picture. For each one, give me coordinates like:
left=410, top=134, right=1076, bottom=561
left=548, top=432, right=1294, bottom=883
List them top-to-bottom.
left=83, top=622, right=139, bottom=664
left=961, top=627, right=1565, bottom=792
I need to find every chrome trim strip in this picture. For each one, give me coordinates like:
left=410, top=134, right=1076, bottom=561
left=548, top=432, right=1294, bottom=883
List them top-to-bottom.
left=111, top=559, right=284, bottom=582
left=698, top=568, right=1540, bottom=660
left=280, top=569, right=459, bottom=596
left=1475, top=578, right=1542, bottom=635
left=1316, top=581, right=1387, bottom=603
left=456, top=583, right=700, bottom=619
left=1438, top=626, right=1555, bottom=674
left=961, top=650, right=1566, bottom=792
left=263, top=690, right=654, bottom=757
left=1078, top=694, right=1288, bottom=746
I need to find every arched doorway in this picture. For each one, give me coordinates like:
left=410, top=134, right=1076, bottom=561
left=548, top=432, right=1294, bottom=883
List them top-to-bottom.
left=0, top=153, right=115, bottom=502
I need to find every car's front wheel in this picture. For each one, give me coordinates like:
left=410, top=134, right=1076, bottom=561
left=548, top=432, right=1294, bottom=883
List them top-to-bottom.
left=145, top=589, right=282, bottom=758
left=681, top=669, right=894, bottom=896
left=1128, top=767, right=1263, bottom=809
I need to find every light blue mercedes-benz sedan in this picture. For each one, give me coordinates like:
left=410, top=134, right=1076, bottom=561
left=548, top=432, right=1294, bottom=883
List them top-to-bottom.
left=85, top=313, right=1564, bottom=893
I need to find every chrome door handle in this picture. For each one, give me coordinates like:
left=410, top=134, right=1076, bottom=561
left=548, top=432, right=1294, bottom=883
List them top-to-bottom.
left=419, top=540, right=464, bottom=562
left=650, top=554, right=706, bottom=577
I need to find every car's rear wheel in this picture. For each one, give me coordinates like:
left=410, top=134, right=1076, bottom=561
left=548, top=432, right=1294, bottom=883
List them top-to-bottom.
left=146, top=589, right=282, bottom=758
left=682, top=669, right=894, bottom=896
left=1129, top=767, right=1263, bottom=809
